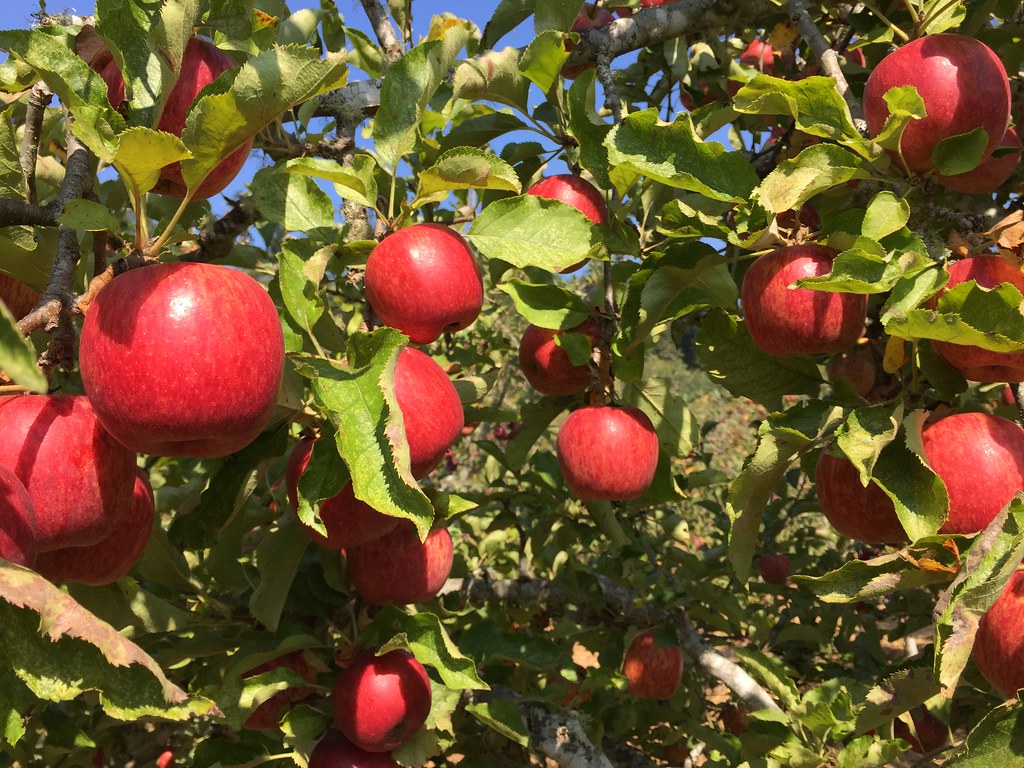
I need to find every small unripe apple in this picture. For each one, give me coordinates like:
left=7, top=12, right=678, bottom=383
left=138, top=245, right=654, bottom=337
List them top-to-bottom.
left=863, top=34, right=1011, bottom=174
left=101, top=37, right=254, bottom=199
left=939, top=127, right=1021, bottom=193
left=364, top=223, right=483, bottom=344
left=741, top=244, right=868, bottom=357
left=932, top=255, right=1024, bottom=382
left=79, top=262, right=285, bottom=459
left=518, top=318, right=600, bottom=396
left=395, top=347, right=466, bottom=478
left=556, top=405, right=659, bottom=501
left=815, top=449, right=908, bottom=544
left=0, top=464, right=37, bottom=567
left=346, top=523, right=454, bottom=605
left=758, top=553, right=791, bottom=585
left=973, top=569, right=1024, bottom=697
left=622, top=631, right=683, bottom=700
left=332, top=649, right=432, bottom=753
left=243, top=651, right=318, bottom=730
left=309, top=731, right=399, bottom=768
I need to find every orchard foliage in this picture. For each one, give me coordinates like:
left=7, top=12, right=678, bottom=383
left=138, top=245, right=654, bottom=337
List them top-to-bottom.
left=1, top=0, right=1024, bottom=766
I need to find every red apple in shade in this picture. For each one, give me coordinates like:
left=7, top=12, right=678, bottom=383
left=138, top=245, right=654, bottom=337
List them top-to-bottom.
left=562, top=4, right=616, bottom=80
left=862, top=34, right=1011, bottom=174
left=101, top=37, right=253, bottom=199
left=939, top=126, right=1021, bottom=193
left=775, top=203, right=820, bottom=235
left=364, top=223, right=483, bottom=344
left=741, top=244, right=868, bottom=357
left=931, top=255, right=1024, bottom=382
left=79, top=262, right=284, bottom=459
left=0, top=273, right=41, bottom=319
left=518, top=318, right=600, bottom=396
left=395, top=346, right=466, bottom=478
left=827, top=349, right=877, bottom=398
left=0, top=395, right=135, bottom=551
left=556, top=405, right=659, bottom=501
left=922, top=412, right=1024, bottom=534
left=285, top=436, right=398, bottom=549
left=815, top=449, right=908, bottom=544
left=0, top=464, right=37, bottom=567
left=34, top=469, right=155, bottom=586
left=346, top=524, right=453, bottom=605
left=758, top=554, right=791, bottom=585
left=973, top=570, right=1024, bottom=697
left=622, top=631, right=683, bottom=700
left=331, top=649, right=432, bottom=752
left=242, top=651, right=318, bottom=730
left=893, top=707, right=947, bottom=753
left=309, top=731, right=399, bottom=768
left=156, top=750, right=174, bottom=768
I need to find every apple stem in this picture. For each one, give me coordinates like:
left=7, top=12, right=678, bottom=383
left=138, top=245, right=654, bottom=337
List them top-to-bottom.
left=148, top=192, right=197, bottom=258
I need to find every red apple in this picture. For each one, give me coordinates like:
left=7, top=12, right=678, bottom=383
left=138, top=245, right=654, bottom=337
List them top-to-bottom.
left=562, top=4, right=616, bottom=80
left=863, top=34, right=1011, bottom=174
left=101, top=37, right=253, bottom=199
left=728, top=39, right=776, bottom=97
left=938, top=126, right=1021, bottom=193
left=525, top=175, right=607, bottom=226
left=775, top=203, right=820, bottom=234
left=364, top=223, right=483, bottom=344
left=741, top=245, right=868, bottom=357
left=932, top=255, right=1024, bottom=382
left=79, top=262, right=284, bottom=458
left=0, top=273, right=41, bottom=319
left=518, top=318, right=600, bottom=396
left=395, top=346, right=465, bottom=478
left=827, top=349, right=876, bottom=398
left=0, top=395, right=136, bottom=551
left=556, top=405, right=659, bottom=501
left=922, top=412, right=1024, bottom=534
left=286, top=436, right=399, bottom=549
left=815, top=449, right=908, bottom=544
left=0, top=464, right=37, bottom=567
left=34, top=468, right=155, bottom=586
left=346, top=523, right=453, bottom=605
left=758, top=553, right=791, bottom=585
left=973, top=569, right=1024, bottom=697
left=622, top=631, right=683, bottom=700
left=331, top=649, right=432, bottom=752
left=243, top=650, right=318, bottom=730
left=893, top=707, right=947, bottom=753
left=309, top=731, right=399, bottom=768
left=156, top=750, right=174, bottom=768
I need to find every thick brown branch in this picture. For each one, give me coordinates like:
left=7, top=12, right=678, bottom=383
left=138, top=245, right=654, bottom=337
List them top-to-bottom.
left=358, top=0, right=404, bottom=64
left=21, top=82, right=52, bottom=205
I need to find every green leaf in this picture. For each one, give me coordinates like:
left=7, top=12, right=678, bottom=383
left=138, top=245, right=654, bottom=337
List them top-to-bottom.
left=481, top=0, right=536, bottom=49
left=534, top=0, right=584, bottom=33
left=342, top=25, right=385, bottom=78
left=374, top=26, right=469, bottom=168
left=519, top=29, right=569, bottom=94
left=180, top=45, right=347, bottom=194
left=452, top=47, right=531, bottom=113
left=567, top=69, right=611, bottom=189
left=871, top=86, right=926, bottom=161
left=0, top=105, right=26, bottom=200
left=605, top=109, right=758, bottom=202
left=439, top=111, right=530, bottom=153
left=932, top=127, right=989, bottom=176
left=756, top=144, right=868, bottom=214
left=417, top=147, right=522, bottom=201
left=279, top=154, right=380, bottom=210
left=252, top=165, right=335, bottom=232
left=862, top=191, right=911, bottom=241
left=468, top=195, right=606, bottom=271
left=58, top=198, right=123, bottom=233
left=0, top=227, right=56, bottom=292
left=278, top=240, right=330, bottom=335
left=797, top=243, right=899, bottom=295
left=498, top=279, right=591, bottom=329
left=0, top=301, right=46, bottom=393
left=695, top=309, right=824, bottom=409
left=294, top=329, right=434, bottom=535
left=554, top=331, right=592, bottom=366
left=620, top=378, right=700, bottom=457
left=505, top=396, right=569, bottom=471
left=727, top=402, right=844, bottom=582
left=835, top=402, right=903, bottom=483
left=295, top=424, right=350, bottom=537
left=249, top=516, right=310, bottom=633
left=794, top=546, right=955, bottom=603
left=0, top=561, right=219, bottom=719
left=376, top=606, right=489, bottom=690
left=731, top=647, right=801, bottom=710
left=854, top=668, right=941, bottom=735
left=466, top=700, right=529, bottom=746
left=945, top=700, right=1024, bottom=766
left=836, top=736, right=912, bottom=768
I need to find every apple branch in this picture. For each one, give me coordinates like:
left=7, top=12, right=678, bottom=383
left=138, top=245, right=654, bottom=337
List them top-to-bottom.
left=358, top=0, right=404, bottom=64
left=20, top=82, right=52, bottom=205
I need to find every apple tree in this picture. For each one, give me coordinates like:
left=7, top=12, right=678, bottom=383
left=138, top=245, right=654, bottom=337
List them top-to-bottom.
left=1, top=0, right=1024, bottom=766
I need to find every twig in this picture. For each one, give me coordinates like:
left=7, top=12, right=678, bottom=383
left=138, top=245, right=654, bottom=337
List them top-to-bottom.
left=358, top=0, right=403, bottom=64
left=596, top=51, right=622, bottom=120
left=21, top=82, right=52, bottom=205
left=179, top=196, right=259, bottom=263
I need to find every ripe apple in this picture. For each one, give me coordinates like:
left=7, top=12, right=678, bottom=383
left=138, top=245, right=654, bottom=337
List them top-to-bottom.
left=562, top=4, right=616, bottom=80
left=863, top=34, right=1011, bottom=174
left=101, top=37, right=253, bottom=199
left=728, top=39, right=776, bottom=97
left=938, top=126, right=1021, bottom=193
left=525, top=175, right=607, bottom=272
left=775, top=203, right=820, bottom=234
left=364, top=223, right=483, bottom=344
left=741, top=244, right=868, bottom=357
left=932, top=255, right=1024, bottom=382
left=79, top=262, right=285, bottom=458
left=0, top=273, right=41, bottom=319
left=518, top=318, right=600, bottom=396
left=395, top=346, right=466, bottom=478
left=827, top=348, right=877, bottom=398
left=0, top=395, right=136, bottom=551
left=556, top=405, right=659, bottom=501
left=922, top=412, right=1024, bottom=534
left=286, top=435, right=398, bottom=548
left=815, top=449, right=908, bottom=544
left=0, top=464, right=37, bottom=567
left=34, top=469, right=155, bottom=586
left=346, top=523, right=453, bottom=605
left=758, top=553, right=791, bottom=585
left=973, top=569, right=1024, bottom=697
left=622, top=631, right=683, bottom=700
left=331, top=649, right=432, bottom=752
left=243, top=650, right=318, bottom=730
left=893, top=707, right=947, bottom=753
left=309, top=731, right=399, bottom=768
left=156, top=750, right=174, bottom=768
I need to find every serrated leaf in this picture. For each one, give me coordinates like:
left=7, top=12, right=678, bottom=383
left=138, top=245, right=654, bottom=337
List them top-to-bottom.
left=481, top=0, right=536, bottom=49
left=535, top=0, right=584, bottom=33
left=342, top=25, right=385, bottom=78
left=519, top=29, right=569, bottom=94
left=452, top=47, right=531, bottom=113
left=567, top=69, right=611, bottom=189
left=871, top=86, right=926, bottom=162
left=932, top=127, right=989, bottom=176
left=756, top=144, right=868, bottom=214
left=417, top=147, right=521, bottom=200
left=279, top=154, right=380, bottom=210
left=252, top=165, right=334, bottom=232
left=862, top=191, right=911, bottom=241
left=468, top=195, right=606, bottom=270
left=58, top=198, right=123, bottom=233
left=278, top=240, right=330, bottom=334
left=498, top=279, right=591, bottom=329
left=0, top=302, right=46, bottom=393
left=620, top=378, right=700, bottom=456
left=505, top=396, right=569, bottom=471
left=836, top=402, right=903, bottom=483
left=249, top=517, right=310, bottom=633
left=794, top=548, right=954, bottom=603
left=376, top=606, right=489, bottom=690
left=731, top=646, right=801, bottom=710
left=854, top=668, right=941, bottom=735
left=466, top=700, right=529, bottom=746
left=945, top=700, right=1024, bottom=766
left=836, top=736, right=912, bottom=768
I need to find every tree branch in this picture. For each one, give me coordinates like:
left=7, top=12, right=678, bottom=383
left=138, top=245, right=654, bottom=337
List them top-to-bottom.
left=358, top=0, right=404, bottom=64
left=21, top=82, right=52, bottom=205
left=179, top=196, right=259, bottom=263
